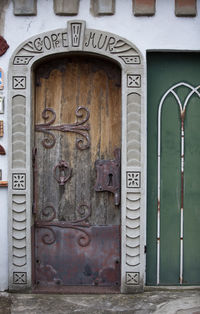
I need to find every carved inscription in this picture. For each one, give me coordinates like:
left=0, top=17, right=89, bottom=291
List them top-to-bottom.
left=84, top=32, right=140, bottom=64
left=85, top=32, right=117, bottom=52
left=18, top=33, right=68, bottom=54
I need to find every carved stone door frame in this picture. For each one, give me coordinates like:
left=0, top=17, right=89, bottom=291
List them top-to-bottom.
left=8, top=20, right=145, bottom=293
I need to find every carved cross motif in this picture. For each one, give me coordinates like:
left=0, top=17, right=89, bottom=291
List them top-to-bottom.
left=127, top=75, right=141, bottom=88
left=13, top=76, right=26, bottom=89
left=13, top=272, right=27, bottom=284
left=126, top=272, right=139, bottom=285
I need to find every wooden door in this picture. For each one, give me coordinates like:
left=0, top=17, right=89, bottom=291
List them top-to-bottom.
left=147, top=52, right=200, bottom=285
left=33, top=56, right=121, bottom=292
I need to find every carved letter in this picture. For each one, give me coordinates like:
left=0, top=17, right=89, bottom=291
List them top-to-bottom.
left=61, top=32, right=68, bottom=47
left=85, top=32, right=97, bottom=48
left=51, top=34, right=60, bottom=49
left=97, top=34, right=107, bottom=50
left=43, top=36, right=51, bottom=50
left=106, top=36, right=116, bottom=52
left=34, top=38, right=43, bottom=52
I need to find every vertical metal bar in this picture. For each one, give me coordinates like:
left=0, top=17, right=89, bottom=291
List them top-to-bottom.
left=157, top=103, right=162, bottom=285
left=180, top=115, right=185, bottom=285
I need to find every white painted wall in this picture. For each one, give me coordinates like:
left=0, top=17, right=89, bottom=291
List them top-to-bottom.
left=1, top=0, right=200, bottom=291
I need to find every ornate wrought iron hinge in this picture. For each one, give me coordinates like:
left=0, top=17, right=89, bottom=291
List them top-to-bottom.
left=35, top=106, right=90, bottom=150
left=94, top=148, right=121, bottom=206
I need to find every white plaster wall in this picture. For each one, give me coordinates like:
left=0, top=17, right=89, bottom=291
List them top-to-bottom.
left=1, top=0, right=200, bottom=291
left=0, top=189, right=8, bottom=290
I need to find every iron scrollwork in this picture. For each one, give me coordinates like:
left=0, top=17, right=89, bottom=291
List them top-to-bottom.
left=35, top=106, right=90, bottom=150
left=36, top=203, right=91, bottom=247
left=40, top=203, right=56, bottom=222
left=68, top=203, right=91, bottom=224
left=40, top=227, right=56, bottom=245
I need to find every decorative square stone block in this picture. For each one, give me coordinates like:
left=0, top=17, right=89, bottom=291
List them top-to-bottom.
left=13, top=0, right=37, bottom=16
left=54, top=0, right=80, bottom=16
left=91, top=0, right=115, bottom=16
left=133, top=0, right=155, bottom=16
left=175, top=0, right=196, bottom=17
left=127, top=74, right=141, bottom=88
left=13, top=76, right=26, bottom=89
left=127, top=171, right=141, bottom=188
left=12, top=173, right=26, bottom=190
left=13, top=272, right=27, bottom=284
left=126, top=272, right=139, bottom=285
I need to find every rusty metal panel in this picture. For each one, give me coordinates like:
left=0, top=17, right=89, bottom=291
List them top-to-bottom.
left=34, top=225, right=120, bottom=288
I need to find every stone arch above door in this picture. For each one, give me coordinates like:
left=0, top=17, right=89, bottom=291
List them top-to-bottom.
left=8, top=20, right=144, bottom=293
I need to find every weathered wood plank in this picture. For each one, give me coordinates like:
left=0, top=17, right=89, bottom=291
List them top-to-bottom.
left=35, top=56, right=121, bottom=225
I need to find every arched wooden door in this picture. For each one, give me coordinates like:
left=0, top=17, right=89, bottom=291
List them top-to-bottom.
left=33, top=55, right=121, bottom=292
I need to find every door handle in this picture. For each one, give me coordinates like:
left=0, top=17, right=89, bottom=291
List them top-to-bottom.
left=94, top=148, right=121, bottom=206
left=54, top=160, right=72, bottom=186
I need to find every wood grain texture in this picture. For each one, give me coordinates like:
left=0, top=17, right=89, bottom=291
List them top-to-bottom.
left=34, top=56, right=121, bottom=225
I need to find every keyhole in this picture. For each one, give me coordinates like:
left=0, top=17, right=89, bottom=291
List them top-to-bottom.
left=108, top=173, right=113, bottom=186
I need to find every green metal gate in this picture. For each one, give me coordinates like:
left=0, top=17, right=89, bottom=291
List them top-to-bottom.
left=147, top=52, right=200, bottom=285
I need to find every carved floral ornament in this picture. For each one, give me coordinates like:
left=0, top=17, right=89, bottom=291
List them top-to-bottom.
left=9, top=20, right=144, bottom=291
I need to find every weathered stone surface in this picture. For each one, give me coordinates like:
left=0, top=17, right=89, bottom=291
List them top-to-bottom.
left=0, top=0, right=10, bottom=35
left=13, top=0, right=37, bottom=16
left=54, top=0, right=80, bottom=16
left=91, top=0, right=115, bottom=16
left=133, top=0, right=155, bottom=16
left=175, top=0, right=196, bottom=17
left=0, top=290, right=200, bottom=314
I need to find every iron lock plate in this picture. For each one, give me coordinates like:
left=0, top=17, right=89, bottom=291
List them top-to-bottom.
left=94, top=148, right=121, bottom=206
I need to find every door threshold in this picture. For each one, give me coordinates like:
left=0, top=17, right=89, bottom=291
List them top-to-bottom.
left=32, top=285, right=120, bottom=294
left=145, top=286, right=200, bottom=292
